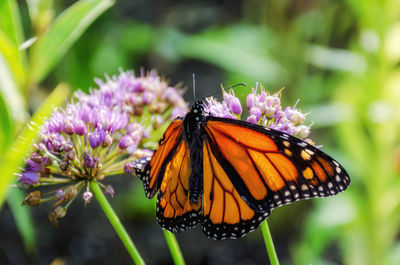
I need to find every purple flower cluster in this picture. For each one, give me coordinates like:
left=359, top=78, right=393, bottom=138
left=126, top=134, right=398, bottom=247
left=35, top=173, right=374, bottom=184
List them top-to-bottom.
left=18, top=69, right=187, bottom=226
left=76, top=69, right=187, bottom=121
left=204, top=85, right=312, bottom=140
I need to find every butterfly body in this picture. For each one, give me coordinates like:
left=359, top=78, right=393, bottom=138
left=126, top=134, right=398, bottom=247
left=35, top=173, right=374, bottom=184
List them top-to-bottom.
left=133, top=101, right=350, bottom=239
left=183, top=103, right=205, bottom=204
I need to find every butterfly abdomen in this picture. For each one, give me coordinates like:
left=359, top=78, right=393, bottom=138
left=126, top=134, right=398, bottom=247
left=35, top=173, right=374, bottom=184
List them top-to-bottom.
left=188, top=129, right=204, bottom=204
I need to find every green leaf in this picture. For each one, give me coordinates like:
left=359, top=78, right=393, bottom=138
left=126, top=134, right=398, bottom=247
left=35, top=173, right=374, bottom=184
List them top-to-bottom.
left=0, top=0, right=27, bottom=87
left=0, top=0, right=25, bottom=47
left=26, top=0, right=54, bottom=25
left=29, top=0, right=115, bottom=83
left=155, top=26, right=288, bottom=85
left=0, top=30, right=27, bottom=87
left=0, top=52, right=28, bottom=124
left=0, top=83, right=70, bottom=207
left=0, top=93, right=14, bottom=154
left=7, top=188, right=36, bottom=253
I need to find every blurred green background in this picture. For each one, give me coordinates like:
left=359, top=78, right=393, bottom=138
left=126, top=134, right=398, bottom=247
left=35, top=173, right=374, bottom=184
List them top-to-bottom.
left=1, top=0, right=400, bottom=264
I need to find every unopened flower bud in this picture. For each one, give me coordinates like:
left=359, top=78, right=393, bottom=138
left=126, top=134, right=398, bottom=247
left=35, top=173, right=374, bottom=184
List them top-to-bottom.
left=142, top=91, right=156, bottom=104
left=224, top=91, right=242, bottom=115
left=246, top=91, right=258, bottom=109
left=250, top=107, right=262, bottom=121
left=246, top=115, right=258, bottom=124
left=63, top=120, right=74, bottom=134
left=74, top=120, right=87, bottom=135
left=297, top=125, right=311, bottom=139
left=89, top=129, right=103, bottom=149
left=102, top=133, right=113, bottom=147
left=119, top=135, right=134, bottom=149
left=30, top=152, right=44, bottom=163
left=83, top=154, right=98, bottom=169
left=58, top=160, right=69, bottom=172
left=124, top=162, right=134, bottom=173
left=19, top=171, right=40, bottom=186
left=63, top=185, right=78, bottom=201
left=105, top=185, right=115, bottom=198
left=56, top=189, right=66, bottom=201
left=22, top=190, right=41, bottom=206
left=83, top=191, right=93, bottom=205
left=49, top=206, right=67, bottom=227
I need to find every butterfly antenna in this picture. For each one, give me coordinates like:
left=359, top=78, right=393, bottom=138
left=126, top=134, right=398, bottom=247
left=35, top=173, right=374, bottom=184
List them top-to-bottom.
left=192, top=73, right=197, bottom=102
left=202, top=83, right=247, bottom=99
left=225, top=83, right=247, bottom=91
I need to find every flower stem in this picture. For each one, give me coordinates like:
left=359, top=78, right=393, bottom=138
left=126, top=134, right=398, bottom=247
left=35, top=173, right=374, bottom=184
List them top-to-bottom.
left=90, top=181, right=146, bottom=265
left=261, top=220, right=280, bottom=265
left=163, top=230, right=186, bottom=265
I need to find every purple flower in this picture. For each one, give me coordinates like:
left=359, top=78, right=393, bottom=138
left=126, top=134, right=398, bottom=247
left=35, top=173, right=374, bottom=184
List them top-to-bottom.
left=17, top=69, right=188, bottom=225
left=76, top=69, right=188, bottom=119
left=205, top=84, right=312, bottom=140
left=246, top=88, right=258, bottom=109
left=142, top=91, right=156, bottom=104
left=223, top=91, right=242, bottom=115
left=203, top=97, right=236, bottom=119
left=284, top=106, right=306, bottom=125
left=170, top=107, right=186, bottom=119
left=249, top=107, right=262, bottom=121
left=246, top=115, right=258, bottom=124
left=74, top=120, right=87, bottom=135
left=297, top=125, right=311, bottom=139
left=89, top=128, right=105, bottom=149
left=102, top=133, right=113, bottom=147
left=119, top=135, right=134, bottom=149
left=83, top=154, right=98, bottom=169
left=124, top=162, right=134, bottom=173
left=18, top=171, right=40, bottom=186
left=105, top=185, right=115, bottom=197
left=56, top=189, right=66, bottom=201
left=83, top=191, right=93, bottom=204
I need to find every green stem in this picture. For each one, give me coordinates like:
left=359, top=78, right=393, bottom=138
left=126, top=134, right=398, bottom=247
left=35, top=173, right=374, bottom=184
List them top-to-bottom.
left=90, top=181, right=146, bottom=265
left=261, top=220, right=280, bottom=265
left=163, top=230, right=186, bottom=265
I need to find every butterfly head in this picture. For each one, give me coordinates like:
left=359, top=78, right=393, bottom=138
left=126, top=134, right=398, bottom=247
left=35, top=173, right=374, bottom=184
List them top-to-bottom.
left=190, top=101, right=204, bottom=115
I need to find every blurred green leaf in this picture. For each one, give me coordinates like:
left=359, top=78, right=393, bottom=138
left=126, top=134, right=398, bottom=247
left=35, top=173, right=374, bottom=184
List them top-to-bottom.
left=0, top=0, right=25, bottom=47
left=0, top=0, right=27, bottom=87
left=26, top=0, right=54, bottom=25
left=29, top=0, right=115, bottom=83
left=156, top=26, right=288, bottom=85
left=0, top=30, right=27, bottom=87
left=306, top=45, right=366, bottom=73
left=0, top=52, right=28, bottom=125
left=0, top=83, right=70, bottom=207
left=0, top=94, right=13, bottom=154
left=7, top=188, right=36, bottom=253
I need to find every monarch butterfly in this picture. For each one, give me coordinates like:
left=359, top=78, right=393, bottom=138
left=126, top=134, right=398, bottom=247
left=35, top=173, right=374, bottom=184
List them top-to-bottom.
left=133, top=100, right=350, bottom=240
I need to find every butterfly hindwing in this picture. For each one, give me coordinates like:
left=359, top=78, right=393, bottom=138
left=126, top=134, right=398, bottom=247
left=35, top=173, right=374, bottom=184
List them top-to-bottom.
left=155, top=140, right=202, bottom=232
left=202, top=141, right=270, bottom=239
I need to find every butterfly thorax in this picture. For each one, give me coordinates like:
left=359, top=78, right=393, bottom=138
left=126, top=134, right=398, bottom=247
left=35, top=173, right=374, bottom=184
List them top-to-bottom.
left=183, top=102, right=207, bottom=204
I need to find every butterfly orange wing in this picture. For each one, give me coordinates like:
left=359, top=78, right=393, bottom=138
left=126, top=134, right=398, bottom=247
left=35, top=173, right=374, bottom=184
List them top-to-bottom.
left=134, top=116, right=350, bottom=239
left=204, top=117, right=350, bottom=212
left=133, top=119, right=202, bottom=232
left=134, top=119, right=184, bottom=198
left=202, top=140, right=270, bottom=239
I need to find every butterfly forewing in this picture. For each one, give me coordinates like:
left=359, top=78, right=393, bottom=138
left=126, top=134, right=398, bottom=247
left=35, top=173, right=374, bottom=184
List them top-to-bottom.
left=204, top=117, right=350, bottom=209
left=134, top=119, right=184, bottom=198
